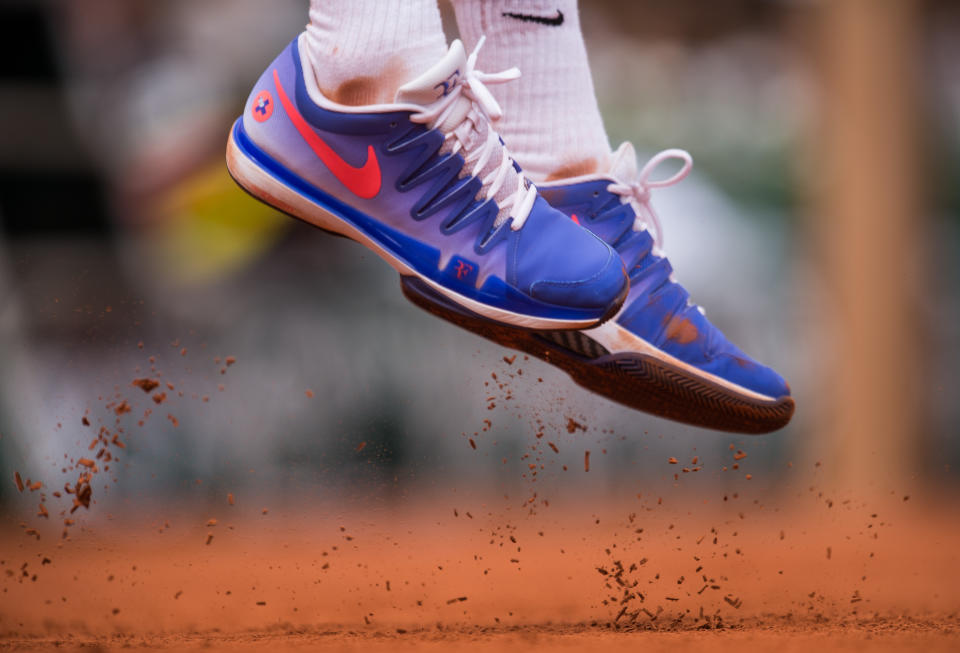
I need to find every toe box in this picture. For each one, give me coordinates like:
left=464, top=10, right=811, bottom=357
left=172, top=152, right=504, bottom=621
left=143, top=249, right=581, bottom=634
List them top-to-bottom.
left=510, top=197, right=628, bottom=312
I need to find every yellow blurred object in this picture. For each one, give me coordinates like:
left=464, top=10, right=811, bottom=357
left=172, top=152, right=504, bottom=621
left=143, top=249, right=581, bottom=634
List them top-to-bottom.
left=151, top=160, right=291, bottom=284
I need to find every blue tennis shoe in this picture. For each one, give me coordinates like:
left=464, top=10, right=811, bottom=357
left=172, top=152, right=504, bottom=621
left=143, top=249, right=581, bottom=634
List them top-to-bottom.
left=227, top=35, right=627, bottom=329
left=404, top=142, right=794, bottom=433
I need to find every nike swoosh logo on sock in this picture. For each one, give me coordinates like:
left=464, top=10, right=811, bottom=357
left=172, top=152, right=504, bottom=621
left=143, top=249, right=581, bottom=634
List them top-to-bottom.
left=501, top=9, right=564, bottom=26
left=272, top=69, right=381, bottom=199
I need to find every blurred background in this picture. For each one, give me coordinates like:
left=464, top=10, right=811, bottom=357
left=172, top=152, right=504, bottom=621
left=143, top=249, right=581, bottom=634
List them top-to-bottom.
left=0, top=0, right=958, bottom=517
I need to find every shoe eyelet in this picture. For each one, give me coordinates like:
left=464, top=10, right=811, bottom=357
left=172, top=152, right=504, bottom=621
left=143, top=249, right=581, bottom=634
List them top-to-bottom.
left=389, top=121, right=398, bottom=128
left=592, top=190, right=600, bottom=197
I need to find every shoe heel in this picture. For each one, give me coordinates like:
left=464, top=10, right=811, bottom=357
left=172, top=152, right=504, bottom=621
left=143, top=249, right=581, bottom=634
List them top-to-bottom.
left=226, top=119, right=356, bottom=241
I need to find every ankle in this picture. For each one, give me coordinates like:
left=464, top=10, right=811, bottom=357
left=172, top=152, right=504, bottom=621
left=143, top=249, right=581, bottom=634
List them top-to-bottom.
left=304, top=0, right=447, bottom=106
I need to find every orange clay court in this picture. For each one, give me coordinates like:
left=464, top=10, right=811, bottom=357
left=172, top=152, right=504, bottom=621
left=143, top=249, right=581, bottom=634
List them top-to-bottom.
left=2, top=488, right=958, bottom=652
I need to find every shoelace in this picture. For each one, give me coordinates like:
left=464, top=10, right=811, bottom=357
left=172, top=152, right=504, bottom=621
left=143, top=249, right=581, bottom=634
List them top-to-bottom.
left=409, top=37, right=538, bottom=231
left=606, top=148, right=693, bottom=251
left=608, top=148, right=705, bottom=314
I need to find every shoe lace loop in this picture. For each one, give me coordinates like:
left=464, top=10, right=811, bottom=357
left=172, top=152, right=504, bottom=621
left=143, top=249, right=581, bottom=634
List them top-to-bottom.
left=409, top=36, right=537, bottom=231
left=607, top=148, right=692, bottom=250
left=609, top=148, right=705, bottom=315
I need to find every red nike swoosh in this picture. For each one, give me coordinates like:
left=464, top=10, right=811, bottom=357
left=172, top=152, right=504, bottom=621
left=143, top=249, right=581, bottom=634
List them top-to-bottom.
left=272, top=69, right=381, bottom=199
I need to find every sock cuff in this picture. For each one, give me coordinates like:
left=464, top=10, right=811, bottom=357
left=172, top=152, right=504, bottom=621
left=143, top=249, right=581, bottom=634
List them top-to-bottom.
left=305, top=0, right=447, bottom=105
left=308, top=0, right=446, bottom=60
left=451, top=0, right=583, bottom=48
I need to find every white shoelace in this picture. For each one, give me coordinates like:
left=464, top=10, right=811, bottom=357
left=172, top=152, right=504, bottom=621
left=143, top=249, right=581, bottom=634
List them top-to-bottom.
left=409, top=37, right=538, bottom=231
left=607, top=148, right=693, bottom=251
left=608, top=148, right=705, bottom=314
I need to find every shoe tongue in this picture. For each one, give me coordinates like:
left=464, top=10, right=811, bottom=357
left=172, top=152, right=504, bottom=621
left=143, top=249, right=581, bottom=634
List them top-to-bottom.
left=394, top=39, right=518, bottom=228
left=395, top=40, right=467, bottom=106
left=608, top=141, right=638, bottom=182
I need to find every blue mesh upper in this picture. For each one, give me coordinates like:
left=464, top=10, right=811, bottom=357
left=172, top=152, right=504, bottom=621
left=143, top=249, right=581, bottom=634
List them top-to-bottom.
left=539, top=181, right=790, bottom=399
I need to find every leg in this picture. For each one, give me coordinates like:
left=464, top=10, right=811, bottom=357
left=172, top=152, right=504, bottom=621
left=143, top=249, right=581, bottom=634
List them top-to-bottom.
left=450, top=0, right=611, bottom=181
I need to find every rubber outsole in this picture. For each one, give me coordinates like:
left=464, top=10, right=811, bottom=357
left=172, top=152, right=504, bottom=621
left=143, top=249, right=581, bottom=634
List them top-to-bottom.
left=225, top=121, right=626, bottom=331
left=401, top=276, right=795, bottom=434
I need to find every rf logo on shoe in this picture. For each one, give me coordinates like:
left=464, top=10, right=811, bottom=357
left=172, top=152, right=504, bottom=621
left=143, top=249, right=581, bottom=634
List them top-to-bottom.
left=443, top=256, right=478, bottom=286
left=454, top=259, right=475, bottom=281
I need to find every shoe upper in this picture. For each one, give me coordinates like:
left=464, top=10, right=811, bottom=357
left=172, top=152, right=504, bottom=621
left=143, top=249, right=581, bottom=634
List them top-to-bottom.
left=238, top=36, right=625, bottom=320
left=538, top=142, right=790, bottom=400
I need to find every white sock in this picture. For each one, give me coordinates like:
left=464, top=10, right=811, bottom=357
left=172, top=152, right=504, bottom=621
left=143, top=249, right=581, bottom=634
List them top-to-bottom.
left=304, top=0, right=448, bottom=106
left=450, top=0, right=611, bottom=182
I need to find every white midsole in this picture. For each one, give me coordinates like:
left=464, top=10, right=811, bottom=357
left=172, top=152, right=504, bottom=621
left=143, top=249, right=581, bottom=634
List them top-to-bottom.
left=225, top=128, right=601, bottom=330
left=584, top=320, right=778, bottom=402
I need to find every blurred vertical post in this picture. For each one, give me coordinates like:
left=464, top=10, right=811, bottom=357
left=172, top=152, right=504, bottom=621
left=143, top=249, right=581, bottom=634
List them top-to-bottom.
left=814, top=0, right=922, bottom=491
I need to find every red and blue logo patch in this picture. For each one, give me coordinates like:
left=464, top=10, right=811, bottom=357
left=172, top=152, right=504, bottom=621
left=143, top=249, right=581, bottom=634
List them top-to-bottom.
left=251, top=90, right=273, bottom=122
left=445, top=255, right=478, bottom=287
